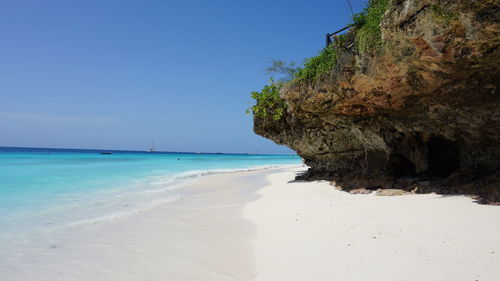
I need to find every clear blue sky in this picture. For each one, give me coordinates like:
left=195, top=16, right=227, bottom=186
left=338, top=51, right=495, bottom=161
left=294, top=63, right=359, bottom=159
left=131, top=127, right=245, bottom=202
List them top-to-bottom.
left=0, top=0, right=367, bottom=154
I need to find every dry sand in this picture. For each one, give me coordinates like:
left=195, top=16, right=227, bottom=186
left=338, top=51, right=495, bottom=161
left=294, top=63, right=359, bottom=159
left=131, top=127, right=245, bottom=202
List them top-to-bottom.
left=245, top=167, right=500, bottom=281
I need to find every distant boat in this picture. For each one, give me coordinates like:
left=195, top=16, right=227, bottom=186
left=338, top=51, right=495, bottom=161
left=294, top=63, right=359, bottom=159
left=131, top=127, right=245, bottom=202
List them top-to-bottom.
left=147, top=140, right=155, bottom=152
left=100, top=152, right=112, bottom=155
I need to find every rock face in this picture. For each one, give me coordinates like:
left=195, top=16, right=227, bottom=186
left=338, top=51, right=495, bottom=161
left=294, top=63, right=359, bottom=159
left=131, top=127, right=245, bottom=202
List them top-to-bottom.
left=254, top=0, right=500, bottom=203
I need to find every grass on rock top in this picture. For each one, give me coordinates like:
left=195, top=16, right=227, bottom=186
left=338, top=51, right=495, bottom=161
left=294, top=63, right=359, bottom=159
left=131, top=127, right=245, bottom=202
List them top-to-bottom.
left=353, top=0, right=390, bottom=55
left=293, top=46, right=337, bottom=83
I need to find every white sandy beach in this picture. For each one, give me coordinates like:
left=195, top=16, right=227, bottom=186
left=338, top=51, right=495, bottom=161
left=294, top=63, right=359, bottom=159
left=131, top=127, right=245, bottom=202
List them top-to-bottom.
left=3, top=166, right=500, bottom=281
left=245, top=167, right=500, bottom=281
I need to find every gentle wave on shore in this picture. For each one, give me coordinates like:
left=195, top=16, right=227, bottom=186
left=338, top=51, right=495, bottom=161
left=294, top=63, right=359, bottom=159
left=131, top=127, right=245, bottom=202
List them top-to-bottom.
left=0, top=147, right=300, bottom=246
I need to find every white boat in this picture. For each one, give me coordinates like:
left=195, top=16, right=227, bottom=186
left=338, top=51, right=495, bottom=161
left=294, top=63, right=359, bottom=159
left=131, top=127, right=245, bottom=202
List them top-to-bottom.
left=147, top=141, right=155, bottom=152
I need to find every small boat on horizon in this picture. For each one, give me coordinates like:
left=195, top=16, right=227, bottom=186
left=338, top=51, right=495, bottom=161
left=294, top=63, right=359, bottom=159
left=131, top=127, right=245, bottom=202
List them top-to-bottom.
left=147, top=140, right=155, bottom=152
left=100, top=152, right=112, bottom=155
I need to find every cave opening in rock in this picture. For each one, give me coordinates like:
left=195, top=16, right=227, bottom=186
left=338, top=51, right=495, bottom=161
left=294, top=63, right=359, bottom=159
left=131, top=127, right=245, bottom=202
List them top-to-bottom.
left=426, top=137, right=460, bottom=178
left=390, top=153, right=416, bottom=177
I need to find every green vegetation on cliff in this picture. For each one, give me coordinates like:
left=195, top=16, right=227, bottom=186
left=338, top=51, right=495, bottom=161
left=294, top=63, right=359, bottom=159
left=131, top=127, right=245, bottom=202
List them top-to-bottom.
left=353, top=0, right=390, bottom=54
left=265, top=45, right=337, bottom=84
left=293, top=45, right=337, bottom=82
left=249, top=46, right=336, bottom=120
left=248, top=81, right=287, bottom=121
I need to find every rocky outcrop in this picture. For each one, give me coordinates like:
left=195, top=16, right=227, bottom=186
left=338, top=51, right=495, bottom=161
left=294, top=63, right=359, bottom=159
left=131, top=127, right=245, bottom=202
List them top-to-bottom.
left=254, top=0, right=500, bottom=203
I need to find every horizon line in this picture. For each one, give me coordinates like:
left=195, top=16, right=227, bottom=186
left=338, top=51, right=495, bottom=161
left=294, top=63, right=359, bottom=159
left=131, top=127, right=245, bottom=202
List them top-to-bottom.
left=0, top=145, right=298, bottom=157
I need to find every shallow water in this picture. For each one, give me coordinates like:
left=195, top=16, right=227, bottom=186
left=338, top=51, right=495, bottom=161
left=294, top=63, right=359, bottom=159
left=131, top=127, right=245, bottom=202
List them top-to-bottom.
left=0, top=147, right=300, bottom=243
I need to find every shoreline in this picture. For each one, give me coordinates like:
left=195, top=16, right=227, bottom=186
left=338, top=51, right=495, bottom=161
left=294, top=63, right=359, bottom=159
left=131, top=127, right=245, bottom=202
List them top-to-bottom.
left=0, top=162, right=301, bottom=243
left=2, top=165, right=500, bottom=281
left=1, top=167, right=282, bottom=281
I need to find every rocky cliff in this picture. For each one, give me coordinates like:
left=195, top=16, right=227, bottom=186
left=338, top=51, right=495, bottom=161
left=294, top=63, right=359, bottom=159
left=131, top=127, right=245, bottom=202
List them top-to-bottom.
left=254, top=0, right=500, bottom=203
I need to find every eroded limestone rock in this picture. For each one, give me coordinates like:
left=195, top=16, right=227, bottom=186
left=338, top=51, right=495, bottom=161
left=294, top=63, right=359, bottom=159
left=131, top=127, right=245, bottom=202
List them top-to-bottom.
left=254, top=0, right=500, bottom=203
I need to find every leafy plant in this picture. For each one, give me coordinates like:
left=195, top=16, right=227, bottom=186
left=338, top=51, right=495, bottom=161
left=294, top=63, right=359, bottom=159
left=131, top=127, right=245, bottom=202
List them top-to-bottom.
left=353, top=0, right=390, bottom=54
left=293, top=45, right=337, bottom=82
left=247, top=81, right=287, bottom=121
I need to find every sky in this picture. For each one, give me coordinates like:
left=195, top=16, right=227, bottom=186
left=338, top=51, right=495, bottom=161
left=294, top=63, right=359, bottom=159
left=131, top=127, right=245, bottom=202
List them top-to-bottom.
left=0, top=0, right=367, bottom=154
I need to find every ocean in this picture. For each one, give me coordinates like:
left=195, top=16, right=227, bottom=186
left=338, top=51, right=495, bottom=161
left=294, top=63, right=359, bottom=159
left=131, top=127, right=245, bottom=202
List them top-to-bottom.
left=0, top=147, right=300, bottom=244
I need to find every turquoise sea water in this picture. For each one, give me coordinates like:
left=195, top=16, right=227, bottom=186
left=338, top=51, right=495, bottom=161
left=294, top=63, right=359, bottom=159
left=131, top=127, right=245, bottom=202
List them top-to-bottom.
left=0, top=147, right=300, bottom=241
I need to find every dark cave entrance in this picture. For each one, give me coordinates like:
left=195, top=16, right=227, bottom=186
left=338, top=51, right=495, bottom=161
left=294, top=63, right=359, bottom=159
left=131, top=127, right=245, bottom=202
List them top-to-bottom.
left=426, top=137, right=460, bottom=178
left=390, top=153, right=416, bottom=177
